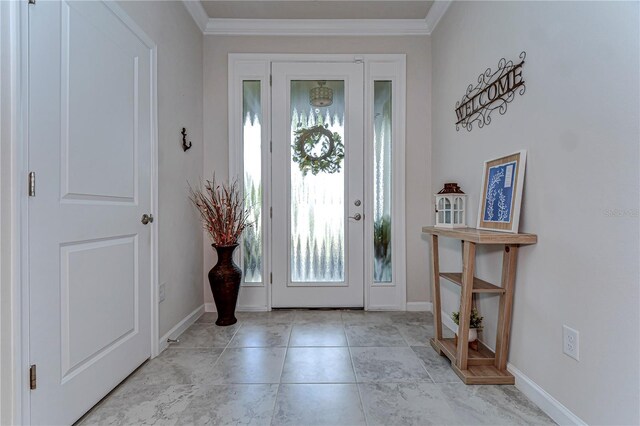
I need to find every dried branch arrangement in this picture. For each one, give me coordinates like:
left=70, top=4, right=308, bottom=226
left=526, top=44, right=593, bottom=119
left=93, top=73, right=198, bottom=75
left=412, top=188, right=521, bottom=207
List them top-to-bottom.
left=189, top=176, right=251, bottom=246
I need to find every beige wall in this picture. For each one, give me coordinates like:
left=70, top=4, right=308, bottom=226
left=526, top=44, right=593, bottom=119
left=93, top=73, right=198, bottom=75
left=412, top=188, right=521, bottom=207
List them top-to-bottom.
left=118, top=1, right=204, bottom=336
left=431, top=1, right=639, bottom=424
left=203, top=35, right=432, bottom=306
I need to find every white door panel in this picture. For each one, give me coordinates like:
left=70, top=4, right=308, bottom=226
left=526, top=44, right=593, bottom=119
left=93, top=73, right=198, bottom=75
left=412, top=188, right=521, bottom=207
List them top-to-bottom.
left=28, top=1, right=153, bottom=424
left=271, top=62, right=364, bottom=308
left=60, top=236, right=138, bottom=379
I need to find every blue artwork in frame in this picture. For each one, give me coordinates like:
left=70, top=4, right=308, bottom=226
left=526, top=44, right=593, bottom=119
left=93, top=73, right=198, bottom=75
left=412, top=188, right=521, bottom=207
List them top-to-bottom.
left=477, top=150, right=527, bottom=233
left=483, top=161, right=517, bottom=222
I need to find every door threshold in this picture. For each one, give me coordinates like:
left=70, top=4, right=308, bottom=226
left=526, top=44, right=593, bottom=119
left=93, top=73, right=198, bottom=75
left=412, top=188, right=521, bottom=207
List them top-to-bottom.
left=271, top=307, right=364, bottom=311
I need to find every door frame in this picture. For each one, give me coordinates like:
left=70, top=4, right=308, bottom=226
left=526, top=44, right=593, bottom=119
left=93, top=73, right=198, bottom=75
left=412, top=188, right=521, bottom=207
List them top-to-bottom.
left=3, top=2, right=159, bottom=424
left=228, top=53, right=406, bottom=312
left=270, top=61, right=365, bottom=308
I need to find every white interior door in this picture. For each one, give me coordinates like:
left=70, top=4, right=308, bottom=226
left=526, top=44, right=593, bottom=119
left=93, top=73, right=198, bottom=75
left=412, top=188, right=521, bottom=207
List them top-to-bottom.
left=28, top=2, right=154, bottom=424
left=271, top=62, right=364, bottom=308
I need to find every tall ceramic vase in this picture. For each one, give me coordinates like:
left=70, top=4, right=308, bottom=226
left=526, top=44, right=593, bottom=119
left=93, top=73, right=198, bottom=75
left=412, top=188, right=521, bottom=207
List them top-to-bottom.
left=208, top=244, right=242, bottom=326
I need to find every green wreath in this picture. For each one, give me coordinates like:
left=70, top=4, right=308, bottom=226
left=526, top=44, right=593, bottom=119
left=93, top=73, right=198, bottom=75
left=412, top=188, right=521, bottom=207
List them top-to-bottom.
left=292, top=125, right=344, bottom=176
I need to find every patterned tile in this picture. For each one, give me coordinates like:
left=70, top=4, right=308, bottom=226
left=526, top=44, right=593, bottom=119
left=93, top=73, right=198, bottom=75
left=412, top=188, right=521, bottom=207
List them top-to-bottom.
left=236, top=310, right=296, bottom=325
left=293, top=310, right=344, bottom=324
left=341, top=310, right=394, bottom=325
left=80, top=311, right=553, bottom=426
left=388, top=311, right=433, bottom=324
left=195, top=312, right=218, bottom=324
left=395, top=322, right=434, bottom=346
left=173, top=323, right=239, bottom=348
left=289, top=323, right=347, bottom=347
left=228, top=324, right=291, bottom=347
left=345, top=324, right=408, bottom=347
left=411, top=345, right=460, bottom=383
left=350, top=346, right=432, bottom=383
left=207, top=347, right=287, bottom=384
left=281, top=347, right=355, bottom=383
left=123, top=348, right=223, bottom=387
left=359, top=382, right=456, bottom=426
left=439, top=383, right=555, bottom=425
left=80, top=384, right=199, bottom=425
left=178, top=384, right=278, bottom=425
left=272, top=384, right=366, bottom=426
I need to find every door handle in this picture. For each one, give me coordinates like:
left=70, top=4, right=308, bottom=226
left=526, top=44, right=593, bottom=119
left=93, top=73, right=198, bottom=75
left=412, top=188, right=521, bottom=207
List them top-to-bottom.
left=141, top=213, right=154, bottom=225
left=348, top=213, right=362, bottom=221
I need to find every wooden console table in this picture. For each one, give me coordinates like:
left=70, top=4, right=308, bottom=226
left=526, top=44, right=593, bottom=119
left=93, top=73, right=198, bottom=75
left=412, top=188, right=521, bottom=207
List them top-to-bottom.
left=422, top=226, right=537, bottom=385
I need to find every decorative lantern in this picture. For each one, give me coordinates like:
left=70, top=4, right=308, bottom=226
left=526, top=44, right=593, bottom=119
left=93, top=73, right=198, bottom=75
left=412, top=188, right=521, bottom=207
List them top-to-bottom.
left=435, top=183, right=467, bottom=228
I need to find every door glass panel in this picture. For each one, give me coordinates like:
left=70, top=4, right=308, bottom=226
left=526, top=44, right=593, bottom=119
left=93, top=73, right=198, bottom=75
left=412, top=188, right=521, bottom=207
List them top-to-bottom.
left=290, top=80, right=345, bottom=283
left=242, top=81, right=262, bottom=283
left=373, top=81, right=392, bottom=283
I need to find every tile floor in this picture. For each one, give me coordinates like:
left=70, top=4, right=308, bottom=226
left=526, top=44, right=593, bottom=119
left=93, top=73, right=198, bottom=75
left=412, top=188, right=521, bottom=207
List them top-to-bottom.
left=79, top=310, right=554, bottom=425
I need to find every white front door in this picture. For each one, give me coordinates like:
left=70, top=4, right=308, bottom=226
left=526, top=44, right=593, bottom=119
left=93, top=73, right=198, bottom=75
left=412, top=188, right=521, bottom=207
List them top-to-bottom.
left=28, top=2, right=154, bottom=424
left=271, top=62, right=364, bottom=307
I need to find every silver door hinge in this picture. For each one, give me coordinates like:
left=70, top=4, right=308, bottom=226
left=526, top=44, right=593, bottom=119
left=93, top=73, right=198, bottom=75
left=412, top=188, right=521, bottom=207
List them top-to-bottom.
left=269, top=75, right=272, bottom=86
left=270, top=140, right=272, bottom=153
left=28, top=172, right=36, bottom=197
left=270, top=207, right=272, bottom=218
left=270, top=273, right=272, bottom=284
left=29, top=365, right=36, bottom=390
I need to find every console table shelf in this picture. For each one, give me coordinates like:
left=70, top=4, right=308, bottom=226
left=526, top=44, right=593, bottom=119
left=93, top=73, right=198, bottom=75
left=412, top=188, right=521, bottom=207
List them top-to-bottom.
left=422, top=226, right=537, bottom=385
left=439, top=273, right=505, bottom=294
left=438, top=338, right=495, bottom=366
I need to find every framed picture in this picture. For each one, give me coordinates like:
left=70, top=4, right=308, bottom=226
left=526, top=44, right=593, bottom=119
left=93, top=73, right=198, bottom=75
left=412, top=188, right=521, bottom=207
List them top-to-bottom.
left=477, top=150, right=527, bottom=233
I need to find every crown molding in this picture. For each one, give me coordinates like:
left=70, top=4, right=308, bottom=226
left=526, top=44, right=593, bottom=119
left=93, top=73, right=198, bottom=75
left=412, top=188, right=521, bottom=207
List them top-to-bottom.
left=182, top=0, right=208, bottom=32
left=184, top=0, right=452, bottom=36
left=424, top=0, right=451, bottom=34
left=204, top=18, right=431, bottom=36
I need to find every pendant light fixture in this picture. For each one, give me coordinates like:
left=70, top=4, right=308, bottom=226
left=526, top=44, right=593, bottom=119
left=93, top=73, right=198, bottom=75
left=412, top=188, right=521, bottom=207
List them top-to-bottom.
left=309, top=81, right=333, bottom=107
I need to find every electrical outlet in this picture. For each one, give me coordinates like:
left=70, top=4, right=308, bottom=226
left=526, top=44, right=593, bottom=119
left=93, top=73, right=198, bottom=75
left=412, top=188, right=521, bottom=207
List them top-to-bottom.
left=159, top=282, right=166, bottom=303
left=563, top=325, right=579, bottom=361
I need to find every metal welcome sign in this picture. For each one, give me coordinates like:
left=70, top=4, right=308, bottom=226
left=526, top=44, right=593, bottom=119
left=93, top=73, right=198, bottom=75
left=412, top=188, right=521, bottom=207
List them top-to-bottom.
left=455, top=52, right=526, bottom=131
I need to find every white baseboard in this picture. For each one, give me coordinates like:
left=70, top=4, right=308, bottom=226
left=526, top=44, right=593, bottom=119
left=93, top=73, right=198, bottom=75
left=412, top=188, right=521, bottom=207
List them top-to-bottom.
left=209, top=302, right=433, bottom=312
left=406, top=302, right=433, bottom=312
left=204, top=303, right=269, bottom=312
left=205, top=303, right=269, bottom=312
left=157, top=304, right=204, bottom=354
left=368, top=305, right=405, bottom=311
left=237, top=306, right=269, bottom=312
left=441, top=309, right=457, bottom=332
left=439, top=310, right=584, bottom=425
left=507, top=363, right=586, bottom=425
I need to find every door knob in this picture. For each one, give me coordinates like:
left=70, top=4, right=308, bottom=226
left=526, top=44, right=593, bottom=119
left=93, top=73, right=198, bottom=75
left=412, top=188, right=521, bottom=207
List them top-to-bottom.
left=141, top=213, right=154, bottom=225
left=349, top=213, right=362, bottom=221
